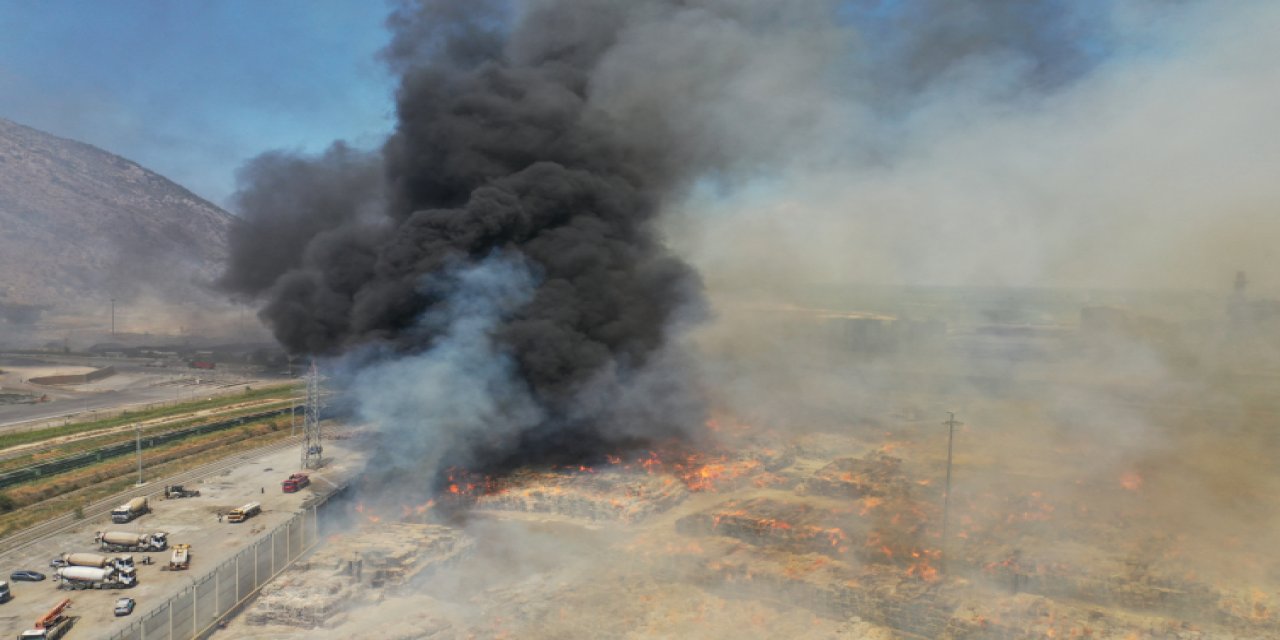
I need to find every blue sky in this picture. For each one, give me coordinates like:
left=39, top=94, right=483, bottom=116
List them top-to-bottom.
left=0, top=1, right=397, bottom=209
left=0, top=1, right=1115, bottom=213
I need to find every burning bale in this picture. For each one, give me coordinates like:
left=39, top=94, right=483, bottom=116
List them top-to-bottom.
left=657, top=445, right=798, bottom=493
left=799, top=452, right=910, bottom=499
left=474, top=467, right=690, bottom=523
left=677, top=497, right=856, bottom=558
left=244, top=523, right=470, bottom=629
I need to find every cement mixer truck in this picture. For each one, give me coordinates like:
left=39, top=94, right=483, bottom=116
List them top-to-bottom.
left=110, top=497, right=150, bottom=524
left=95, top=531, right=167, bottom=553
left=59, top=553, right=134, bottom=572
left=54, top=566, right=136, bottom=590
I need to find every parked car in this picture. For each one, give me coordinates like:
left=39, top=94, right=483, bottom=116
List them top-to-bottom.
left=49, top=557, right=68, bottom=568
left=9, top=570, right=45, bottom=582
left=114, top=597, right=136, bottom=617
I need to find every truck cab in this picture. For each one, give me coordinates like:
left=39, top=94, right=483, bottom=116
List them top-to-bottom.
left=281, top=473, right=310, bottom=493
left=110, top=497, right=148, bottom=524
left=0, top=580, right=9, bottom=603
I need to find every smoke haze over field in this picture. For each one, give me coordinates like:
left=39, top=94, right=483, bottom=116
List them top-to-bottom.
left=222, top=0, right=1280, bottom=480
left=222, top=0, right=856, bottom=476
left=671, top=0, right=1280, bottom=298
left=208, top=2, right=1280, bottom=637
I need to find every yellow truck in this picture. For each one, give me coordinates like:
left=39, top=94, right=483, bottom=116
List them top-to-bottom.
left=226, top=502, right=261, bottom=523
left=167, top=544, right=190, bottom=571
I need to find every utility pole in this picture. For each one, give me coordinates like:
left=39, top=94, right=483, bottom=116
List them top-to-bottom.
left=301, top=360, right=324, bottom=469
left=940, top=411, right=962, bottom=574
left=135, top=423, right=144, bottom=486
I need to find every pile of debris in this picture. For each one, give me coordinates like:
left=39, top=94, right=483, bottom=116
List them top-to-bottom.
left=244, top=523, right=471, bottom=629
left=695, top=546, right=954, bottom=639
left=974, top=549, right=1277, bottom=634
left=945, top=593, right=1217, bottom=639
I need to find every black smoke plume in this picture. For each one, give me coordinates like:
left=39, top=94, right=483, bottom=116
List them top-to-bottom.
left=221, top=0, right=1112, bottom=481
left=221, top=1, right=720, bottom=477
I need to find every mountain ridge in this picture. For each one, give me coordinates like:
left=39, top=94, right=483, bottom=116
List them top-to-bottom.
left=0, top=117, right=233, bottom=315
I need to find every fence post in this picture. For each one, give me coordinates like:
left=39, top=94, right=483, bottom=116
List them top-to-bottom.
left=254, top=540, right=259, bottom=586
left=192, top=583, right=198, bottom=638
left=169, top=597, right=173, bottom=640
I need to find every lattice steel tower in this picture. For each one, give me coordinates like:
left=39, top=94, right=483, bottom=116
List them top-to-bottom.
left=301, top=360, right=324, bottom=469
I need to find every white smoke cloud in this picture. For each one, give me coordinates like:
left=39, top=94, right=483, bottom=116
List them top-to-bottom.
left=669, top=0, right=1280, bottom=295
left=350, top=254, right=544, bottom=476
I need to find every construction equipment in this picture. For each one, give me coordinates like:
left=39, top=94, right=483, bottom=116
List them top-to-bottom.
left=281, top=472, right=310, bottom=493
left=164, top=484, right=201, bottom=499
left=110, top=497, right=149, bottom=524
left=226, top=502, right=261, bottom=523
left=95, top=531, right=168, bottom=552
left=166, top=544, right=190, bottom=571
left=59, top=553, right=133, bottom=572
left=55, top=566, right=135, bottom=590
left=18, top=598, right=73, bottom=639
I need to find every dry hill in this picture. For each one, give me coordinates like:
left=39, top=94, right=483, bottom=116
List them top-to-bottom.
left=0, top=117, right=232, bottom=321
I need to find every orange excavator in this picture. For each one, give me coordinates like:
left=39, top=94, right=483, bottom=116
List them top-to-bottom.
left=18, top=598, right=73, bottom=640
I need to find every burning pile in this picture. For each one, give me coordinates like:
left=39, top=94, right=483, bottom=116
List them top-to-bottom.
left=225, top=418, right=1279, bottom=640
left=431, top=442, right=796, bottom=522
left=799, top=452, right=911, bottom=499
left=474, top=467, right=689, bottom=523
left=676, top=497, right=854, bottom=558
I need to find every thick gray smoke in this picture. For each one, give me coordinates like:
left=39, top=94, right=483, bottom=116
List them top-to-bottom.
left=220, top=0, right=850, bottom=475
left=220, top=0, right=1132, bottom=477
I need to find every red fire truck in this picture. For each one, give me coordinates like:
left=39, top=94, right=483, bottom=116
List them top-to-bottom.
left=281, top=473, right=311, bottom=493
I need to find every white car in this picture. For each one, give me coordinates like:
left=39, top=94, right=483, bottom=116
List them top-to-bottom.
left=114, top=597, right=135, bottom=617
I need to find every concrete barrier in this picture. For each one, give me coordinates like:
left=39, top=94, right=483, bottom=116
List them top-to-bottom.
left=29, top=366, right=117, bottom=385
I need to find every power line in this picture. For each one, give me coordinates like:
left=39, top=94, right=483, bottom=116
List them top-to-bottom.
left=301, top=360, right=324, bottom=470
left=940, top=411, right=962, bottom=574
